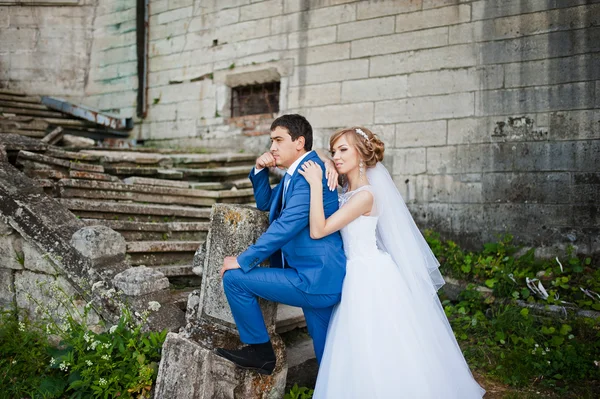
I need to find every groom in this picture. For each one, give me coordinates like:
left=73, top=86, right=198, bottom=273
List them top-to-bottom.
left=216, top=114, right=346, bottom=375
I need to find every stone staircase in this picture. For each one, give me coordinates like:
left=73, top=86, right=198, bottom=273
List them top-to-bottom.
left=2, top=132, right=305, bottom=333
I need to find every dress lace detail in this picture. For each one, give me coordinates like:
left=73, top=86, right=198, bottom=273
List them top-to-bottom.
left=338, top=186, right=379, bottom=259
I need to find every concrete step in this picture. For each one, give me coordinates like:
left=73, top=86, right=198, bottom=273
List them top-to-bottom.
left=79, top=150, right=174, bottom=168
left=170, top=153, right=257, bottom=168
left=102, top=165, right=183, bottom=179
left=177, top=165, right=254, bottom=182
left=58, top=179, right=255, bottom=207
left=59, top=198, right=211, bottom=222
left=80, top=219, right=209, bottom=241
left=126, top=241, right=202, bottom=253
left=126, top=241, right=201, bottom=267
left=155, top=264, right=195, bottom=277
left=276, top=305, right=307, bottom=333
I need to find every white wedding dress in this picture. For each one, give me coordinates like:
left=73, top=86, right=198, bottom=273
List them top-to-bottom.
left=313, top=185, right=485, bottom=398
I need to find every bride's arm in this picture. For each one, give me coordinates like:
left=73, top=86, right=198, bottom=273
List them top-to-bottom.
left=299, top=160, right=373, bottom=239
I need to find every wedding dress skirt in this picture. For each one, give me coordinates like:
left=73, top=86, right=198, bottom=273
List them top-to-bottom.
left=313, top=187, right=485, bottom=398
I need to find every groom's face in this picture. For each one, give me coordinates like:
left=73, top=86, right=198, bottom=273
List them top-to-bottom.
left=270, top=127, right=305, bottom=169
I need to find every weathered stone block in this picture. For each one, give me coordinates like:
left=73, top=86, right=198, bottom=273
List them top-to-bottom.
left=240, top=0, right=283, bottom=21
left=356, top=0, right=421, bottom=19
left=471, top=0, right=593, bottom=21
left=306, top=3, right=356, bottom=29
left=396, top=4, right=470, bottom=33
left=337, top=16, right=395, bottom=41
left=288, top=26, right=338, bottom=49
left=351, top=27, right=448, bottom=58
left=479, top=28, right=600, bottom=65
left=302, top=42, right=350, bottom=65
left=504, top=54, right=600, bottom=89
left=291, top=59, right=368, bottom=86
left=341, top=75, right=408, bottom=103
left=475, top=82, right=595, bottom=116
left=287, top=83, right=341, bottom=109
left=375, top=92, right=474, bottom=123
left=303, top=102, right=374, bottom=129
left=395, top=120, right=446, bottom=148
left=391, top=148, right=427, bottom=175
left=482, top=172, right=572, bottom=204
left=414, top=174, right=483, bottom=203
left=196, top=204, right=273, bottom=328
left=70, top=225, right=126, bottom=265
left=0, top=234, right=23, bottom=270
left=23, top=241, right=57, bottom=274
left=113, top=265, right=170, bottom=296
left=0, top=268, right=14, bottom=311
left=15, top=270, right=76, bottom=321
left=155, top=332, right=287, bottom=399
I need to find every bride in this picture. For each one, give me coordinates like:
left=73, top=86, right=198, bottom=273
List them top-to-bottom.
left=298, top=127, right=485, bottom=398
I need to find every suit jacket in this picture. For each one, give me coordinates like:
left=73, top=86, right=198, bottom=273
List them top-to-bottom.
left=237, top=151, right=346, bottom=295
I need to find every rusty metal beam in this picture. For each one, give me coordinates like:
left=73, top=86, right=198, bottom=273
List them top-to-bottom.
left=136, top=0, right=149, bottom=118
left=41, top=97, right=133, bottom=130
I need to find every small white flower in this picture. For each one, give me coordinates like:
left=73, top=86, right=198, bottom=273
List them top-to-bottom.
left=148, top=301, right=161, bottom=312
left=134, top=311, right=141, bottom=318
left=18, top=322, right=25, bottom=332
left=46, top=324, right=52, bottom=334
left=109, top=325, right=118, bottom=334
left=83, top=332, right=91, bottom=343
left=91, top=340, right=101, bottom=350
left=103, top=343, right=110, bottom=349
left=534, top=344, right=539, bottom=348
left=545, top=347, right=550, bottom=352
left=101, top=354, right=110, bottom=361
left=50, top=357, right=56, bottom=366
left=11, top=360, right=16, bottom=365
left=86, top=360, right=93, bottom=366
left=59, top=361, right=70, bottom=372
left=547, top=361, right=551, bottom=364
left=98, top=378, right=107, bottom=386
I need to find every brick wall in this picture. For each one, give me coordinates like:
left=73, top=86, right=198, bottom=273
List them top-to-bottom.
left=2, top=0, right=599, bottom=254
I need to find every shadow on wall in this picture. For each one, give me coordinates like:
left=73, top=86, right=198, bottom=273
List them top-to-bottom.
left=432, top=0, right=599, bottom=254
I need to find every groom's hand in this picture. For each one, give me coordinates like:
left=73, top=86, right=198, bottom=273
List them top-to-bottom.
left=256, top=152, right=276, bottom=169
left=220, top=256, right=241, bottom=277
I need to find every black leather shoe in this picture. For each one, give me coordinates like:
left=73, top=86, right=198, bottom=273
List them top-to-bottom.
left=215, top=342, right=276, bottom=375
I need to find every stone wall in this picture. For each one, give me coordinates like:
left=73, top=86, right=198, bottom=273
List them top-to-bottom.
left=0, top=0, right=96, bottom=96
left=2, top=0, right=599, bottom=253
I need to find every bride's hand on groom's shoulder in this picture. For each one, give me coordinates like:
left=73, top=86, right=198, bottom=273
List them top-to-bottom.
left=299, top=160, right=323, bottom=187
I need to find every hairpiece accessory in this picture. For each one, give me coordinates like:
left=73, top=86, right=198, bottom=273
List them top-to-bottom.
left=355, top=128, right=369, bottom=142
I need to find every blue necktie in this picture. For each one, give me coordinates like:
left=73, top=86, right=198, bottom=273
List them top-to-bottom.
left=281, top=173, right=291, bottom=268
left=282, top=173, right=291, bottom=207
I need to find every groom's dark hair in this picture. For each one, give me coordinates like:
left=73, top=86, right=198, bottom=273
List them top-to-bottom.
left=271, top=114, right=313, bottom=151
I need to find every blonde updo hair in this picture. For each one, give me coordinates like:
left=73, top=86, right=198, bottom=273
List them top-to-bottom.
left=329, top=126, right=385, bottom=167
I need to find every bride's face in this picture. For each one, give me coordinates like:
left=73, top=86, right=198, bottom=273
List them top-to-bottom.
left=331, top=134, right=360, bottom=175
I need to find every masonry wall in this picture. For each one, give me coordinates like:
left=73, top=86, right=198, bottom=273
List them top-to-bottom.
left=0, top=0, right=96, bottom=96
left=3, top=0, right=599, bottom=254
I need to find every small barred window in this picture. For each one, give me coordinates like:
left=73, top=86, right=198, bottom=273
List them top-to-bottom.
left=231, top=82, right=280, bottom=117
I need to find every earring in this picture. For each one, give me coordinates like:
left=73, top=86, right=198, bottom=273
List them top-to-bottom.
left=359, top=160, right=364, bottom=182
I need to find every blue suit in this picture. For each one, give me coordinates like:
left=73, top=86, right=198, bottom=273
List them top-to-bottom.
left=223, top=151, right=346, bottom=363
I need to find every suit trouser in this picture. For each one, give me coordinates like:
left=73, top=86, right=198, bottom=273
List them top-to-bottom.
left=223, top=268, right=340, bottom=364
